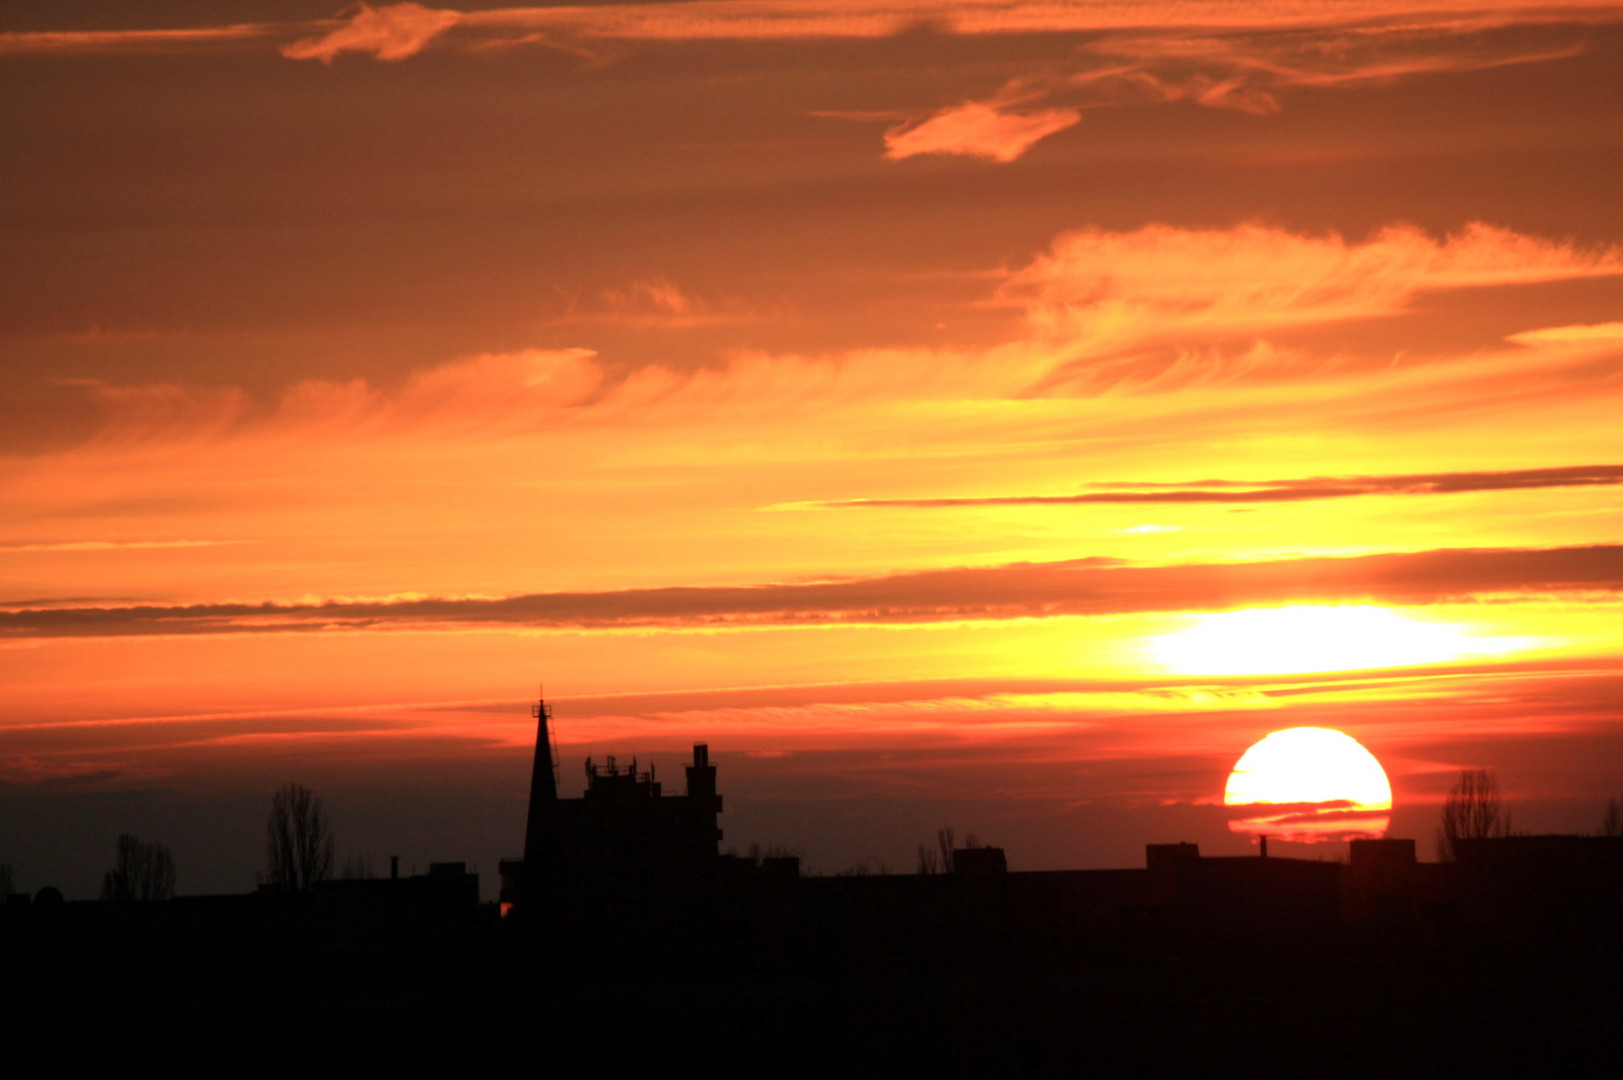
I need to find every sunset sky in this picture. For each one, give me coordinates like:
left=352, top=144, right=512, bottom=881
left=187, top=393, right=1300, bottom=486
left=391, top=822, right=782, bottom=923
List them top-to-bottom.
left=4, top=0, right=1623, bottom=897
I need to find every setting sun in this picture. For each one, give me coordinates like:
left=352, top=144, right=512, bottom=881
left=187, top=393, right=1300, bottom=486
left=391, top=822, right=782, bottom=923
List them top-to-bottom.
left=4, top=0, right=1623, bottom=898
left=1151, top=605, right=1525, bottom=676
left=1225, top=727, right=1393, bottom=842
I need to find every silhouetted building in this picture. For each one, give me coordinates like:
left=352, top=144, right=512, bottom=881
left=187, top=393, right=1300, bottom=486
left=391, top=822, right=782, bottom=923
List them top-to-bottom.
left=501, top=691, right=727, bottom=918
left=1452, top=833, right=1623, bottom=935
left=1344, top=837, right=1419, bottom=927
left=1145, top=841, right=1201, bottom=906
left=952, top=846, right=1007, bottom=877
left=1171, top=853, right=1343, bottom=931
left=316, top=860, right=480, bottom=910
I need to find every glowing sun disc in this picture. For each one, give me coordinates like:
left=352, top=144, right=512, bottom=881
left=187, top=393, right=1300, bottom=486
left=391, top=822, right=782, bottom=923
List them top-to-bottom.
left=1224, top=727, right=1392, bottom=843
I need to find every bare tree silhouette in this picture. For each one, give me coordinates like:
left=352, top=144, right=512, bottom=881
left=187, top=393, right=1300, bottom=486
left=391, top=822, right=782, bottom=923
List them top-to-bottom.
left=1436, top=768, right=1512, bottom=861
left=266, top=783, right=335, bottom=892
left=1602, top=796, right=1623, bottom=838
left=917, top=827, right=959, bottom=875
left=99, top=833, right=176, bottom=901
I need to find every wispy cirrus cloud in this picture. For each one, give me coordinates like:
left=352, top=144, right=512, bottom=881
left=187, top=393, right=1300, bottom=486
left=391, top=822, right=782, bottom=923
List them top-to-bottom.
left=8, top=1, right=1619, bottom=168
left=228, top=1, right=1623, bottom=56
left=10, top=2, right=1617, bottom=62
left=281, top=2, right=461, bottom=63
left=804, top=3, right=1609, bottom=160
left=870, top=6, right=1605, bottom=159
left=1078, top=19, right=1590, bottom=107
left=0, top=24, right=272, bottom=56
left=884, top=101, right=1081, bottom=162
left=0, top=215, right=1614, bottom=568
left=997, top=221, right=1623, bottom=390
left=50, top=222, right=1623, bottom=450
left=1009, top=222, right=1623, bottom=337
left=544, top=278, right=764, bottom=329
left=1507, top=321, right=1623, bottom=346
left=55, top=348, right=605, bottom=453
left=819, top=464, right=1623, bottom=509
left=0, top=539, right=232, bottom=553
left=4, top=545, right=1620, bottom=639
left=0, top=756, right=130, bottom=788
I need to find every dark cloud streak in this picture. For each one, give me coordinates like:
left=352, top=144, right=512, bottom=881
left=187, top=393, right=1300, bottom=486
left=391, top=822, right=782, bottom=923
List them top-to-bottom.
left=824, top=464, right=1623, bottom=508
left=4, top=545, right=1620, bottom=640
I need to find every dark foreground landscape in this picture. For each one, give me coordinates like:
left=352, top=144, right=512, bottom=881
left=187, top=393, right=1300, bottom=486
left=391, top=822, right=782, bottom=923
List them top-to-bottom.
left=12, top=718, right=1623, bottom=1074
left=8, top=839, right=1622, bottom=1077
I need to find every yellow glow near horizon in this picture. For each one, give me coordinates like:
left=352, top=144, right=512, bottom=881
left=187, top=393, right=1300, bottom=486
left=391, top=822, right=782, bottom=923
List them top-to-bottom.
left=1150, top=604, right=1526, bottom=675
left=1225, top=727, right=1392, bottom=843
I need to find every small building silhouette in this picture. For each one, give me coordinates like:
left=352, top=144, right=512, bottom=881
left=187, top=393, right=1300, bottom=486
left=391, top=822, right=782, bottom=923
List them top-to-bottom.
left=1452, top=833, right=1623, bottom=935
left=1344, top=837, right=1420, bottom=927
left=952, top=846, right=1008, bottom=877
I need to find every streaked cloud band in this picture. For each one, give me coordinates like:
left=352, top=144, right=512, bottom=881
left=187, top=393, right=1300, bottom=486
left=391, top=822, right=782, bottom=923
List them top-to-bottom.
left=821, top=464, right=1623, bottom=508
left=5, top=544, right=1619, bottom=639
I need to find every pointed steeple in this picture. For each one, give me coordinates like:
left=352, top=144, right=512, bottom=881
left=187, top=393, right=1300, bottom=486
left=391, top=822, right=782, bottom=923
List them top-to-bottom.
left=522, top=686, right=559, bottom=869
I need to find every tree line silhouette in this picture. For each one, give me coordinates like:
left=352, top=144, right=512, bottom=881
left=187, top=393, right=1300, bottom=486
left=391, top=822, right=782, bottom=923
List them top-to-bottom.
left=63, top=782, right=339, bottom=901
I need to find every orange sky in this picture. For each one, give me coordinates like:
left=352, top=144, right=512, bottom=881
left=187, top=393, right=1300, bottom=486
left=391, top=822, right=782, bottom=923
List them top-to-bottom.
left=4, top=0, right=1623, bottom=896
